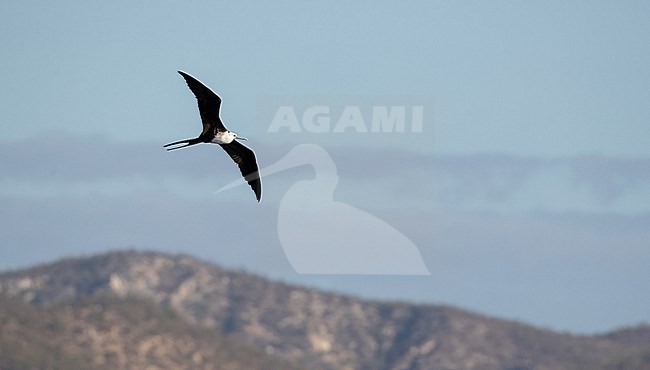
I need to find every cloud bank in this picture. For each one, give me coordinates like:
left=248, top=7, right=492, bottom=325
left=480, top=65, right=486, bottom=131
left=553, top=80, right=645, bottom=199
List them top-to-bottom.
left=1, top=134, right=648, bottom=333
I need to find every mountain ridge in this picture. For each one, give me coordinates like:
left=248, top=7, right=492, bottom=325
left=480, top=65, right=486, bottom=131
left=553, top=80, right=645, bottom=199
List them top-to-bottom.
left=1, top=250, right=648, bottom=370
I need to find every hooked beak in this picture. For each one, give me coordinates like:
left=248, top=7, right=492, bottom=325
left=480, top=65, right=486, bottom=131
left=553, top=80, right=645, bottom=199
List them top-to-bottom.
left=236, top=136, right=248, bottom=141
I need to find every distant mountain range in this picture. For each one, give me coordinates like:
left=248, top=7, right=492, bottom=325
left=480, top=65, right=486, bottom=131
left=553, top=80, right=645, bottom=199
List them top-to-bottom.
left=0, top=251, right=648, bottom=370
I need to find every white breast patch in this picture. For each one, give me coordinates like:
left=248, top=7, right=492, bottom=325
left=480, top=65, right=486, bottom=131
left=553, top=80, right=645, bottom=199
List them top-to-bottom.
left=212, top=131, right=235, bottom=144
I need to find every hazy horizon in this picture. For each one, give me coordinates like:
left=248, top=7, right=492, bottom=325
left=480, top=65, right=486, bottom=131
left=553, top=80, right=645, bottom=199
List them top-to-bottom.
left=1, top=1, right=649, bottom=334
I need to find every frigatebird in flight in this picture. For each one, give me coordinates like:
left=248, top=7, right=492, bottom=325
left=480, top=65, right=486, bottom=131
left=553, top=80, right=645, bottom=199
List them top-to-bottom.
left=164, top=71, right=262, bottom=202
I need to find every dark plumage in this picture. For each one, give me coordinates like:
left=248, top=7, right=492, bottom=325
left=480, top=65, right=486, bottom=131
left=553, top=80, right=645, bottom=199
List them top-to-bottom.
left=164, top=71, right=262, bottom=202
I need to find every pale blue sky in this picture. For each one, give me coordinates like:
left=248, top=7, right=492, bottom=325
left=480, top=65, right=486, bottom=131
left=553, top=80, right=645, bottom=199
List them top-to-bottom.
left=1, top=1, right=649, bottom=333
left=2, top=1, right=649, bottom=155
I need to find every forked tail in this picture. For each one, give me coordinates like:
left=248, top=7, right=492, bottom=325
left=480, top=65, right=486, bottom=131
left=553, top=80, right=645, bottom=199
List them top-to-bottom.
left=163, top=138, right=201, bottom=151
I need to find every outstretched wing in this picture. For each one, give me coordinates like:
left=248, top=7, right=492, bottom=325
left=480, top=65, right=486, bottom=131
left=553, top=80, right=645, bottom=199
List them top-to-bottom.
left=178, top=70, right=227, bottom=134
left=219, top=140, right=262, bottom=202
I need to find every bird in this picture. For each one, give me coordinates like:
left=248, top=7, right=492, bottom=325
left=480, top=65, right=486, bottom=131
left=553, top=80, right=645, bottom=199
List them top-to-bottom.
left=164, top=70, right=262, bottom=202
left=217, top=144, right=430, bottom=274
